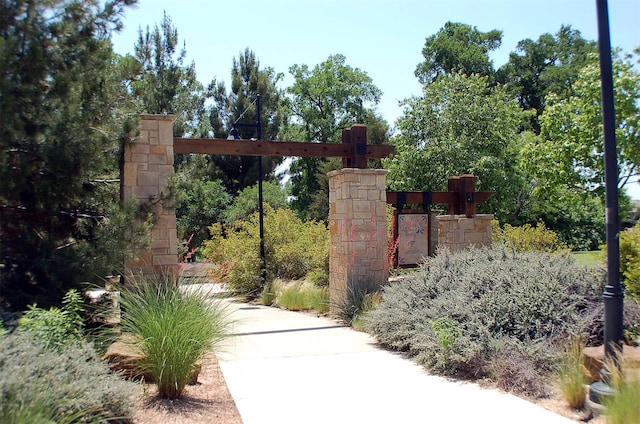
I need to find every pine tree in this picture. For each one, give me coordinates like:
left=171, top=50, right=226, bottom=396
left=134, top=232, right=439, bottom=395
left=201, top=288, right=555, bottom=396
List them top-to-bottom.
left=0, top=0, right=141, bottom=310
left=206, top=48, right=284, bottom=195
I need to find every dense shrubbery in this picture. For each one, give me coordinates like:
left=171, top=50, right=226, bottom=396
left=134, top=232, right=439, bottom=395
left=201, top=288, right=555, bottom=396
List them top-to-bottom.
left=203, top=206, right=329, bottom=295
left=492, top=220, right=567, bottom=252
left=620, top=221, right=640, bottom=300
left=367, top=246, right=605, bottom=397
left=16, top=289, right=84, bottom=351
left=0, top=332, right=136, bottom=423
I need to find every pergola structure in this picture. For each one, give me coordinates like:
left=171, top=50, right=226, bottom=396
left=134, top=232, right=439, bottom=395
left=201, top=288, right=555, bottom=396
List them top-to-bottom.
left=122, top=115, right=493, bottom=314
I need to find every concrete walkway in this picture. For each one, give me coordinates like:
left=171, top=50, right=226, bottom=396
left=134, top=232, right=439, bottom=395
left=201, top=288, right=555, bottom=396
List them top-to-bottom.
left=215, top=299, right=576, bottom=424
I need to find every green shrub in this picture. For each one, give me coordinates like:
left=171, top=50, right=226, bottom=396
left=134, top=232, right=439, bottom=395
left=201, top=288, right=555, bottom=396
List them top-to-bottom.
left=223, top=181, right=289, bottom=225
left=203, top=206, right=329, bottom=295
left=492, top=220, right=567, bottom=252
left=620, top=221, right=640, bottom=300
left=366, top=246, right=604, bottom=397
left=118, top=274, right=231, bottom=399
left=17, top=289, right=84, bottom=351
left=0, top=332, right=136, bottom=423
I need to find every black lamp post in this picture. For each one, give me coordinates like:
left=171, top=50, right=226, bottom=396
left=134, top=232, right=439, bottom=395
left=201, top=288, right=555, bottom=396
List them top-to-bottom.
left=588, top=0, right=625, bottom=405
left=228, top=95, right=266, bottom=288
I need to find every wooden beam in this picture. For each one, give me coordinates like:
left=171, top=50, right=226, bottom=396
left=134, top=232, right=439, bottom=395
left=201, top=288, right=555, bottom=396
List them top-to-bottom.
left=173, top=138, right=394, bottom=159
left=386, top=191, right=491, bottom=206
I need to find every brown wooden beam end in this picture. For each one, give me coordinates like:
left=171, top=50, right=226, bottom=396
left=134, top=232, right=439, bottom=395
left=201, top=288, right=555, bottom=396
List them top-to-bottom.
left=349, top=124, right=368, bottom=169
left=173, top=138, right=394, bottom=159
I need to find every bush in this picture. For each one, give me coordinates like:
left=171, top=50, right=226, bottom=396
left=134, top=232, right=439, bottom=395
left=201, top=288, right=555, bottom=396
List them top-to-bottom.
left=223, top=181, right=289, bottom=225
left=203, top=206, right=329, bottom=295
left=492, top=220, right=567, bottom=252
left=620, top=221, right=640, bottom=300
left=366, top=246, right=604, bottom=397
left=118, top=274, right=231, bottom=399
left=17, top=289, right=84, bottom=351
left=0, top=332, right=136, bottom=423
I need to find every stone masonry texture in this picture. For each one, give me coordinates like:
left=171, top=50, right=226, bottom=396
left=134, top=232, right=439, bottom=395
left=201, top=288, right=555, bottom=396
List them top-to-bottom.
left=123, top=115, right=178, bottom=278
left=328, top=169, right=388, bottom=315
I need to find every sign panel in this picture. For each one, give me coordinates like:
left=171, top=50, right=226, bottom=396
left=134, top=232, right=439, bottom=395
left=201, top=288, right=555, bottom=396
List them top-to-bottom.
left=397, top=214, right=429, bottom=266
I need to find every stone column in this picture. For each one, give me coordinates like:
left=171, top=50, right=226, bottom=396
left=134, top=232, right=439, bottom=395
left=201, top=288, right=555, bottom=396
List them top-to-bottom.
left=122, top=115, right=178, bottom=278
left=328, top=169, right=388, bottom=316
left=436, top=214, right=493, bottom=254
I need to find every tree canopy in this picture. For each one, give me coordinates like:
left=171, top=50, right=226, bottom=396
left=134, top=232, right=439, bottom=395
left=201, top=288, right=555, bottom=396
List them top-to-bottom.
left=0, top=0, right=142, bottom=309
left=132, top=11, right=206, bottom=137
left=415, top=21, right=502, bottom=85
left=497, top=25, right=597, bottom=133
left=206, top=48, right=284, bottom=195
left=524, top=50, right=640, bottom=197
left=284, top=54, right=386, bottom=220
left=385, top=72, right=525, bottom=223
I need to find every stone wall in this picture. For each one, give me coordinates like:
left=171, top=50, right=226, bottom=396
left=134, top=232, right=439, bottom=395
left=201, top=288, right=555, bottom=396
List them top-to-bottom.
left=122, top=115, right=178, bottom=278
left=328, top=169, right=388, bottom=315
left=436, top=214, right=493, bottom=253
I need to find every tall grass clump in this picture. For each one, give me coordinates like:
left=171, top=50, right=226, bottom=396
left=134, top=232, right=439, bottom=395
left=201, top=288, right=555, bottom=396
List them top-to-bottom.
left=367, top=246, right=604, bottom=397
left=119, top=274, right=231, bottom=399
left=271, top=280, right=329, bottom=313
left=333, top=280, right=382, bottom=329
left=0, top=332, right=136, bottom=423
left=557, top=337, right=587, bottom=409
left=601, top=355, right=640, bottom=423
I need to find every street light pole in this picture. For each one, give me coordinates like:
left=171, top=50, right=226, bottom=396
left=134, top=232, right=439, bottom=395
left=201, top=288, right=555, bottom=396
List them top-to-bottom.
left=589, top=0, right=625, bottom=405
left=229, top=94, right=266, bottom=290
left=256, top=96, right=266, bottom=288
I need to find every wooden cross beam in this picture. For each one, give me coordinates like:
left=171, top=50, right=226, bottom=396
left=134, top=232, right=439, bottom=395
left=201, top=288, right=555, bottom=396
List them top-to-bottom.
left=173, top=124, right=394, bottom=169
left=387, top=175, right=491, bottom=218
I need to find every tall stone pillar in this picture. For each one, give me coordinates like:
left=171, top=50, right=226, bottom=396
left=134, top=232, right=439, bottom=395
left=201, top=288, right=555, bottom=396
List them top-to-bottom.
left=122, top=115, right=178, bottom=278
left=328, top=169, right=388, bottom=316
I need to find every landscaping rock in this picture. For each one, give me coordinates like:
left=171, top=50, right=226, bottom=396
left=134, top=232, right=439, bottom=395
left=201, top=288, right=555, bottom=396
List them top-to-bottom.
left=103, top=340, right=149, bottom=381
left=583, top=344, right=640, bottom=382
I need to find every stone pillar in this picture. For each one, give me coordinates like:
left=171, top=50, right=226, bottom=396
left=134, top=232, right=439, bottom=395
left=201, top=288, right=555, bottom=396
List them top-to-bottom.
left=122, top=115, right=178, bottom=278
left=328, top=169, right=388, bottom=316
left=436, top=214, right=493, bottom=254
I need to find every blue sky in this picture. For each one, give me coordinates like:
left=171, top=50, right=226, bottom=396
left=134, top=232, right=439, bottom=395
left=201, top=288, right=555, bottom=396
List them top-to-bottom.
left=111, top=0, right=640, bottom=196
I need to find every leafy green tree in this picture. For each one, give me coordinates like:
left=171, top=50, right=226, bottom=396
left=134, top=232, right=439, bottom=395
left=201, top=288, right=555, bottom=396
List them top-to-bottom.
left=0, top=0, right=142, bottom=310
left=131, top=11, right=206, bottom=137
left=415, top=21, right=502, bottom=85
left=497, top=25, right=597, bottom=133
left=206, top=48, right=284, bottom=195
left=523, top=50, right=640, bottom=198
left=284, top=54, right=387, bottom=220
left=385, top=72, right=525, bottom=223
left=174, top=164, right=230, bottom=251
left=223, top=181, right=289, bottom=225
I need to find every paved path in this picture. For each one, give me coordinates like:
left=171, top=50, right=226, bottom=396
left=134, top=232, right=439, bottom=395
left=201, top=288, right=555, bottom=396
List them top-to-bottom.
left=215, top=299, right=575, bottom=424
